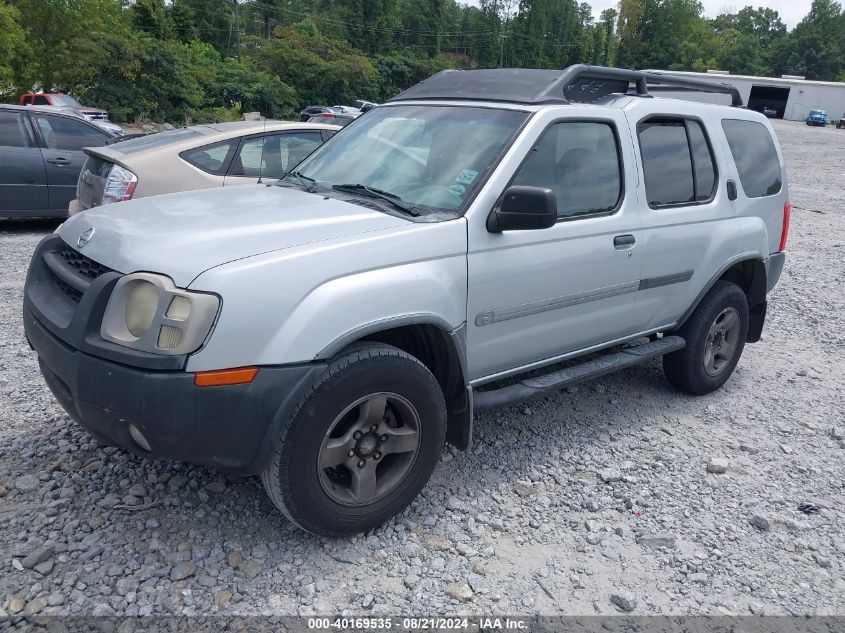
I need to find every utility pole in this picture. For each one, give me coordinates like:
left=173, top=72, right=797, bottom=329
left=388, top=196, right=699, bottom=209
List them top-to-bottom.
left=233, top=0, right=241, bottom=61
left=499, top=30, right=506, bottom=68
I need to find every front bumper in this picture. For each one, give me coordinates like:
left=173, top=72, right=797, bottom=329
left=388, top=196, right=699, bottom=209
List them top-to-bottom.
left=23, top=235, right=326, bottom=474
left=25, top=304, right=325, bottom=474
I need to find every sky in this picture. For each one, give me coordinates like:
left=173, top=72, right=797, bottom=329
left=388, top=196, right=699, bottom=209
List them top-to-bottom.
left=461, top=1, right=813, bottom=30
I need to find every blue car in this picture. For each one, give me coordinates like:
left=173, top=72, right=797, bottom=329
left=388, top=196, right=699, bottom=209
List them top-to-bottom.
left=806, top=109, right=828, bottom=126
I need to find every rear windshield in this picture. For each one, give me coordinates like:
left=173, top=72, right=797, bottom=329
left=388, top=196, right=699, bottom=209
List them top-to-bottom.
left=49, top=95, right=83, bottom=108
left=721, top=119, right=782, bottom=198
left=108, top=128, right=201, bottom=154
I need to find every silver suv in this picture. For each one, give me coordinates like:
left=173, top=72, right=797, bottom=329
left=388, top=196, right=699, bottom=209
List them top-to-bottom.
left=23, top=65, right=789, bottom=536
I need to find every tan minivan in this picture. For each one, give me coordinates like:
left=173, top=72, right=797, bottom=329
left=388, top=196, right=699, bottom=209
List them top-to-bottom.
left=70, top=120, right=339, bottom=214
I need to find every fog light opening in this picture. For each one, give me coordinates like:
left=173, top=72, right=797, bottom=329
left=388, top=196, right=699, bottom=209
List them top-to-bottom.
left=128, top=423, right=152, bottom=452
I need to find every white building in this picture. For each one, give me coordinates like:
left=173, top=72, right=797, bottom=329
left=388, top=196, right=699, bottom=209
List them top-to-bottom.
left=647, top=69, right=845, bottom=121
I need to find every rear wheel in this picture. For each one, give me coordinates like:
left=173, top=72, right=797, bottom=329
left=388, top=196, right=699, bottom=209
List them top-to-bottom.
left=663, top=280, right=749, bottom=396
left=261, top=342, right=446, bottom=536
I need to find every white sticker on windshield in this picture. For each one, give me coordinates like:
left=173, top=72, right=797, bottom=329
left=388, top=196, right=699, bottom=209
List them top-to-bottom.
left=456, top=169, right=478, bottom=185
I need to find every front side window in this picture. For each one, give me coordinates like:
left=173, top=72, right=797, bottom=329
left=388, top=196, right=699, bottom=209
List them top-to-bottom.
left=293, top=105, right=528, bottom=213
left=0, top=111, right=30, bottom=148
left=32, top=114, right=108, bottom=151
left=638, top=118, right=717, bottom=207
left=721, top=119, right=782, bottom=198
left=511, top=121, right=622, bottom=219
left=229, top=132, right=323, bottom=179
left=180, top=139, right=237, bottom=175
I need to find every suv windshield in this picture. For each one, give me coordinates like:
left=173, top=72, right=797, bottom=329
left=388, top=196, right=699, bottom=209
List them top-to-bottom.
left=292, top=104, right=528, bottom=213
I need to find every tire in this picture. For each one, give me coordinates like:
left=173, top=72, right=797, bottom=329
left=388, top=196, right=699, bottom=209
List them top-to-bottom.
left=663, top=280, right=749, bottom=396
left=261, top=342, right=446, bottom=536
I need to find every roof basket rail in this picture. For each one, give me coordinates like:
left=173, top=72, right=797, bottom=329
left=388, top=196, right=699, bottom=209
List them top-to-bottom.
left=549, top=64, right=744, bottom=107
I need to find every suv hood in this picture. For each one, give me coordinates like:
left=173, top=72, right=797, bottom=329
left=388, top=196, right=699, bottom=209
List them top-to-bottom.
left=58, top=185, right=408, bottom=287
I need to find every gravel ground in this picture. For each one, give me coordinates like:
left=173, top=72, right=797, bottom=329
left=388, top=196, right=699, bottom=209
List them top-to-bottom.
left=1, top=120, right=844, bottom=619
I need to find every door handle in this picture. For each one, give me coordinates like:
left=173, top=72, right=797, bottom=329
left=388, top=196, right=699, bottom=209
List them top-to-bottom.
left=46, top=157, right=70, bottom=165
left=727, top=180, right=738, bottom=201
left=614, top=234, right=636, bottom=249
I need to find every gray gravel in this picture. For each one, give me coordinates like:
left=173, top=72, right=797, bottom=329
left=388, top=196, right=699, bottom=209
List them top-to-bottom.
left=1, top=120, right=844, bottom=618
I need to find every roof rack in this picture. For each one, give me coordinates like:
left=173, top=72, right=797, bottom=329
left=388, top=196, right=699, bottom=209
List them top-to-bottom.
left=389, top=64, right=744, bottom=108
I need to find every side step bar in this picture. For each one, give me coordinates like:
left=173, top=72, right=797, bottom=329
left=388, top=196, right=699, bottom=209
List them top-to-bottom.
left=473, top=336, right=685, bottom=411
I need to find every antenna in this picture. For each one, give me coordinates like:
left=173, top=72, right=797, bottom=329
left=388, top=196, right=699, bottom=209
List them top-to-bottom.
left=257, top=98, right=267, bottom=184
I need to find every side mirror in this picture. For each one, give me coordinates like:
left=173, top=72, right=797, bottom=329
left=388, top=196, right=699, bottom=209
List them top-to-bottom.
left=487, top=186, right=558, bottom=232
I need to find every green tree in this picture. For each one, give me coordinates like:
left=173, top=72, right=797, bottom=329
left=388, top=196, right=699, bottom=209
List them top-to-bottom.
left=771, top=0, right=845, bottom=80
left=0, top=2, right=28, bottom=92
left=257, top=21, right=379, bottom=105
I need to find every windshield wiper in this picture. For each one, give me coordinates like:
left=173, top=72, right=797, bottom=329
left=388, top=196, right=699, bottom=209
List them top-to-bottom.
left=279, top=170, right=317, bottom=193
left=332, top=183, right=419, bottom=216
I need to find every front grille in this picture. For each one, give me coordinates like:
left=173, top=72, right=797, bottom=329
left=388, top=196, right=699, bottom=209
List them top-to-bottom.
left=48, top=242, right=114, bottom=303
left=56, top=242, right=112, bottom=281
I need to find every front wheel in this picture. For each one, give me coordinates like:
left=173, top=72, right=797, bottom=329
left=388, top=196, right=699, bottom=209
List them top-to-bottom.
left=663, top=280, right=749, bottom=396
left=261, top=342, right=446, bottom=536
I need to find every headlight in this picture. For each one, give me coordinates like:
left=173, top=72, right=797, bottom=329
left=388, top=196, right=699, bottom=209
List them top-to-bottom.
left=102, top=164, right=138, bottom=205
left=101, top=273, right=220, bottom=355
left=125, top=281, right=159, bottom=337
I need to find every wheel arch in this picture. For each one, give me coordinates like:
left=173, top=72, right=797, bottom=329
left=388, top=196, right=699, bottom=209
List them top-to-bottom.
left=678, top=256, right=767, bottom=342
left=318, top=317, right=473, bottom=451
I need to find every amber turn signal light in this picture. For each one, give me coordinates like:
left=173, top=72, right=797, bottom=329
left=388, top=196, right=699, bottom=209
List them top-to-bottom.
left=194, top=367, right=259, bottom=387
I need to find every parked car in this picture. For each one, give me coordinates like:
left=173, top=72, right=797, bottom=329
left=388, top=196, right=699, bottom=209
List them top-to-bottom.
left=23, top=65, right=789, bottom=536
left=19, top=92, right=109, bottom=122
left=351, top=100, right=378, bottom=111
left=0, top=104, right=123, bottom=218
left=300, top=105, right=335, bottom=122
left=761, top=105, right=777, bottom=118
left=806, top=109, right=828, bottom=126
left=307, top=112, right=360, bottom=127
left=836, top=114, right=845, bottom=129
left=70, top=121, right=338, bottom=214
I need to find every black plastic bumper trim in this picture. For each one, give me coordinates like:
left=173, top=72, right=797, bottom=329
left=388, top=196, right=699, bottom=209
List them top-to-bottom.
left=25, top=305, right=326, bottom=475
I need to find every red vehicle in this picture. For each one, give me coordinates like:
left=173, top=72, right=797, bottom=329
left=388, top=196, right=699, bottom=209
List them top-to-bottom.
left=19, top=93, right=109, bottom=121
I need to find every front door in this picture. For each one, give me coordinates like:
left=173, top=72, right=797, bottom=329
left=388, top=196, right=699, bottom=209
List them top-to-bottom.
left=466, top=109, right=643, bottom=382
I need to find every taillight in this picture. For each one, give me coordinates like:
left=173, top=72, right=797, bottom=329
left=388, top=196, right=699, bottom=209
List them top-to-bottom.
left=102, top=164, right=138, bottom=205
left=779, top=200, right=791, bottom=252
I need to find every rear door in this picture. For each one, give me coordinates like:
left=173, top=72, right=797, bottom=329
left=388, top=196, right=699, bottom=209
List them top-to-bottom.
left=626, top=102, right=741, bottom=331
left=0, top=110, right=48, bottom=214
left=30, top=112, right=111, bottom=212
left=224, top=131, right=324, bottom=185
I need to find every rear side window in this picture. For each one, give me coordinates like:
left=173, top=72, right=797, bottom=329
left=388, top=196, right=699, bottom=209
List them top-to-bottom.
left=0, top=111, right=31, bottom=148
left=32, top=114, right=109, bottom=151
left=638, top=118, right=717, bottom=207
left=721, top=119, right=782, bottom=198
left=511, top=121, right=622, bottom=219
left=228, top=132, right=323, bottom=179
left=180, top=139, right=237, bottom=175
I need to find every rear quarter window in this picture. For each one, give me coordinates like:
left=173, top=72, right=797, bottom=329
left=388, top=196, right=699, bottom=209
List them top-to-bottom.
left=721, top=119, right=782, bottom=198
left=180, top=139, right=237, bottom=175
